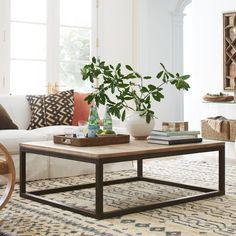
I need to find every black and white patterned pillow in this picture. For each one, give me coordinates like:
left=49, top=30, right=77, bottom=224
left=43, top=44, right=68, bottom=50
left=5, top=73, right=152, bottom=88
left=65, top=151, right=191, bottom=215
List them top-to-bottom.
left=26, top=90, right=74, bottom=130
left=26, top=94, right=47, bottom=129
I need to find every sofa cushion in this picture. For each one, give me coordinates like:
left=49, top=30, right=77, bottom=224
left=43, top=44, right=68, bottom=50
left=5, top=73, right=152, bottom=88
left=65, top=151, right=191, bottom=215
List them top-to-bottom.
left=27, top=90, right=74, bottom=130
left=72, top=92, right=90, bottom=125
left=0, top=95, right=30, bottom=130
left=0, top=104, right=18, bottom=130
left=30, top=125, right=78, bottom=140
left=0, top=126, right=77, bottom=155
left=0, top=130, right=47, bottom=154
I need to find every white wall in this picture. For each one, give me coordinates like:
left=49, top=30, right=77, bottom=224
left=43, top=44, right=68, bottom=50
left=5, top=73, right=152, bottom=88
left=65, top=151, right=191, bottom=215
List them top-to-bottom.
left=96, top=0, right=133, bottom=118
left=98, top=0, right=133, bottom=65
left=135, top=0, right=182, bottom=129
left=184, top=0, right=236, bottom=130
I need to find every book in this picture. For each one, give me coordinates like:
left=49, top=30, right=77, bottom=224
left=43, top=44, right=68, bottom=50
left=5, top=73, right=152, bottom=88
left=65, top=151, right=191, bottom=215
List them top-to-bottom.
left=151, top=130, right=200, bottom=137
left=148, top=135, right=198, bottom=141
left=147, top=137, right=202, bottom=145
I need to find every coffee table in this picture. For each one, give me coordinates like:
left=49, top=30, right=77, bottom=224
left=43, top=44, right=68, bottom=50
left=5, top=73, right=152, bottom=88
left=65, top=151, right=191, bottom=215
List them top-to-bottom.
left=19, top=140, right=225, bottom=219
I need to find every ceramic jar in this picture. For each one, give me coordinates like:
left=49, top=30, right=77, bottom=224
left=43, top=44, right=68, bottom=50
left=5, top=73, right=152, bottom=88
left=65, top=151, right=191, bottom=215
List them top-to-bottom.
left=125, top=111, right=155, bottom=140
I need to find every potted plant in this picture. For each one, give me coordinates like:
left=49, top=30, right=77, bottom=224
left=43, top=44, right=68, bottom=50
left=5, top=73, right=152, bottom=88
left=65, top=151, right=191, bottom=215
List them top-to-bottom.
left=81, top=57, right=190, bottom=139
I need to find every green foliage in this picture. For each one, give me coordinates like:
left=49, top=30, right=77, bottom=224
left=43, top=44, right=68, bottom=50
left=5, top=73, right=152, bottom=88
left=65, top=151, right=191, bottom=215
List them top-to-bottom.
left=81, top=57, right=190, bottom=123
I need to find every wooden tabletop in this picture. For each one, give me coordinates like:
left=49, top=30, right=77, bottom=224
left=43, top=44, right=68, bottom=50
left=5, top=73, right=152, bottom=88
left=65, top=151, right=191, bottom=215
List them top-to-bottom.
left=20, top=140, right=225, bottom=160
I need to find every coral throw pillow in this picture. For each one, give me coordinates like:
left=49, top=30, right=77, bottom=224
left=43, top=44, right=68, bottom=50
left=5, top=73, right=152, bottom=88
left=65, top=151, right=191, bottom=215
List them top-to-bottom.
left=27, top=90, right=74, bottom=130
left=72, top=92, right=91, bottom=126
left=0, top=104, right=18, bottom=130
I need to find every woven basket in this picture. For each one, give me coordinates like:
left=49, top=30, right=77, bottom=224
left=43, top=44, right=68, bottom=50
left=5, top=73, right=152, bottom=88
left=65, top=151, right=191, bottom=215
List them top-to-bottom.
left=201, top=119, right=236, bottom=141
left=201, top=120, right=230, bottom=141
left=229, top=120, right=236, bottom=141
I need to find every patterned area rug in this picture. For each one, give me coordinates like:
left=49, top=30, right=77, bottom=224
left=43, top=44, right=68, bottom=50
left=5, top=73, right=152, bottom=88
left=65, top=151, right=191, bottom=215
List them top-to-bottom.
left=1, top=158, right=236, bottom=236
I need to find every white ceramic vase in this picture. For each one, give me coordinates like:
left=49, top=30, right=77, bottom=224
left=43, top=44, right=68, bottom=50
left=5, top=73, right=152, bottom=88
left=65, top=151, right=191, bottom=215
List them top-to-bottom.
left=125, top=111, right=155, bottom=140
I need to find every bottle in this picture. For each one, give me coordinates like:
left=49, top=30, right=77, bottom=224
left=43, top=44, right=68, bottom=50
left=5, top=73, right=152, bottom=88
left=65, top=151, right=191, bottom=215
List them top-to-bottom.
left=87, top=105, right=97, bottom=138
left=93, top=105, right=100, bottom=131
left=103, top=106, right=112, bottom=131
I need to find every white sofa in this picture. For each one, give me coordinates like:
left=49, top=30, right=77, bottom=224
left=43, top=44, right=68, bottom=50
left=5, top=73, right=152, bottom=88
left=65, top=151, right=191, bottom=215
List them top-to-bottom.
left=0, top=95, right=132, bottom=183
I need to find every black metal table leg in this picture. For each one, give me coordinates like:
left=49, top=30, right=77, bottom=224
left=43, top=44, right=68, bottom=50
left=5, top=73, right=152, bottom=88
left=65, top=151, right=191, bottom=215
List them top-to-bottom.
left=219, top=146, right=225, bottom=194
left=20, top=149, right=26, bottom=196
left=137, top=159, right=143, bottom=178
left=95, top=161, right=103, bottom=219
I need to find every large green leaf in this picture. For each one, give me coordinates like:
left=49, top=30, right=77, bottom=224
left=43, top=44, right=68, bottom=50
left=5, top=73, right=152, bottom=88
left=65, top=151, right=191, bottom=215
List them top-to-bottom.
left=92, top=57, right=96, bottom=63
left=116, top=63, right=121, bottom=71
left=125, top=65, right=133, bottom=71
left=156, top=71, right=164, bottom=78
left=143, top=76, right=152, bottom=80
left=148, top=84, right=156, bottom=91
left=140, top=87, right=149, bottom=93
left=152, top=91, right=164, bottom=101
left=121, top=110, right=126, bottom=121
left=146, top=113, right=151, bottom=123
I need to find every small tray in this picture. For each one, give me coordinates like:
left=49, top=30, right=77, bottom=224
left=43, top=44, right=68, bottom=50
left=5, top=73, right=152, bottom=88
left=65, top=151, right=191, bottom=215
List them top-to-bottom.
left=53, top=134, right=130, bottom=147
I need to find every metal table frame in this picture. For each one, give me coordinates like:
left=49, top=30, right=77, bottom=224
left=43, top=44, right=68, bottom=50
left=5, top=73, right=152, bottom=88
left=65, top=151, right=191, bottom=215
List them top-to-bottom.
left=20, top=144, right=225, bottom=220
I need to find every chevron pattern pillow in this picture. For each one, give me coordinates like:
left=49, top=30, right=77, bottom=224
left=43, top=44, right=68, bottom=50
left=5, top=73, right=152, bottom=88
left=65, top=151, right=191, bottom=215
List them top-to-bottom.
left=27, top=90, right=74, bottom=130
left=26, top=94, right=46, bottom=129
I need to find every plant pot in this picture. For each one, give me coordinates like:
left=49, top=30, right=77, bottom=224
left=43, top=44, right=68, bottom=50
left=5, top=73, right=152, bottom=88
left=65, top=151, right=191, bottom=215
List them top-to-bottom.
left=125, top=111, right=155, bottom=140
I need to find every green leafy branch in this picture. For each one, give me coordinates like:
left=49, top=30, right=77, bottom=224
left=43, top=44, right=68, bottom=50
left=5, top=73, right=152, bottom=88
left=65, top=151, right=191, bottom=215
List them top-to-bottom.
left=81, top=57, right=190, bottom=123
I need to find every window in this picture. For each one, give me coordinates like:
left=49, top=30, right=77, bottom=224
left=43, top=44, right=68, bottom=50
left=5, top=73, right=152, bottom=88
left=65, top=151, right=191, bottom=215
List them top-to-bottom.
left=1, top=0, right=96, bottom=95
left=10, top=0, right=47, bottom=94
left=59, top=0, right=92, bottom=92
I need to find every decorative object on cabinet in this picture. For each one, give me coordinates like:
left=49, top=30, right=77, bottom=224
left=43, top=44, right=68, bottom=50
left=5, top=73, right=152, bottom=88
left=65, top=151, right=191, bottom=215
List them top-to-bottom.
left=223, top=12, right=236, bottom=90
left=203, top=93, right=234, bottom=102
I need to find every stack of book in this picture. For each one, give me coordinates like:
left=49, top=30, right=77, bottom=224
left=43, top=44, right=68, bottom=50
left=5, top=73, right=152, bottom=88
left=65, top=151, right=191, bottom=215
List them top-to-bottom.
left=147, top=130, right=202, bottom=145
